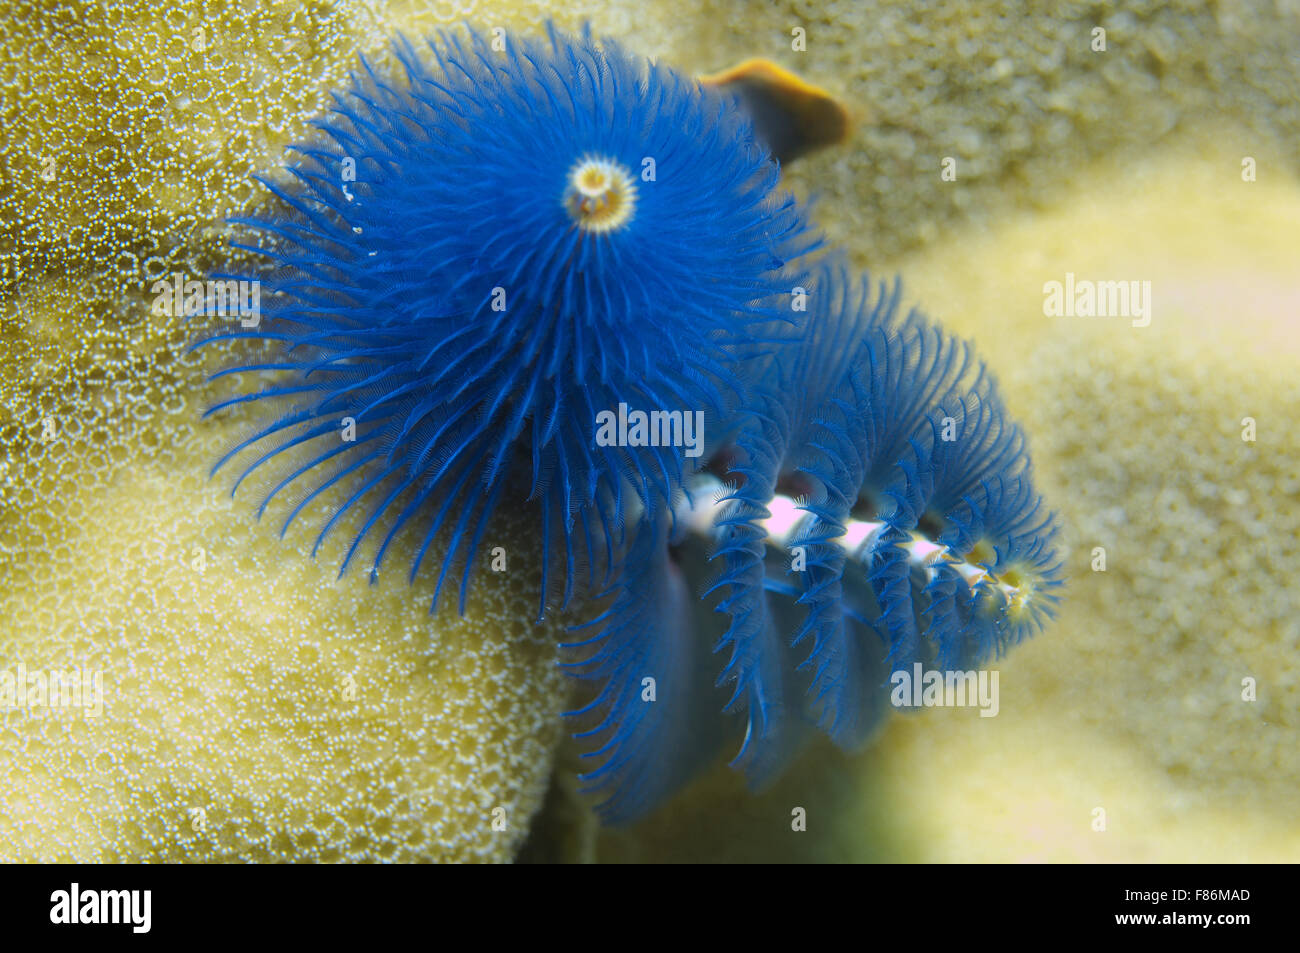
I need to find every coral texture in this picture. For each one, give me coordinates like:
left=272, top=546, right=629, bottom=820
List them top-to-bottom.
left=0, top=0, right=593, bottom=864
left=0, top=383, right=570, bottom=860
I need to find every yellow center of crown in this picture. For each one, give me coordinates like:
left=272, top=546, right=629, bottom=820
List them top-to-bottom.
left=564, top=156, right=636, bottom=232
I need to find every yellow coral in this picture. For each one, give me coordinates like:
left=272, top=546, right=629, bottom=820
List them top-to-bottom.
left=0, top=0, right=627, bottom=863
left=0, top=0, right=697, bottom=862
left=0, top=352, right=573, bottom=860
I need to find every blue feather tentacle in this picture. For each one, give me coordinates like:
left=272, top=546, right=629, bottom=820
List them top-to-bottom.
left=701, top=262, right=1063, bottom=780
left=561, top=515, right=727, bottom=824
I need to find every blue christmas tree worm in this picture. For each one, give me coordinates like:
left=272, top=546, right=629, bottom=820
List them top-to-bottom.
left=197, top=24, right=817, bottom=617
left=200, top=25, right=1061, bottom=826
left=570, top=264, right=1062, bottom=822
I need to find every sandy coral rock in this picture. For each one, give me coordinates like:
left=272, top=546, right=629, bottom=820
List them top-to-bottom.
left=0, top=0, right=682, bottom=865
left=650, top=0, right=1300, bottom=259
left=0, top=372, right=570, bottom=861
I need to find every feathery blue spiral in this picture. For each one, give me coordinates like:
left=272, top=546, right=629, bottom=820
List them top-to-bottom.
left=199, top=23, right=1063, bottom=828
left=200, top=24, right=816, bottom=615
left=569, top=264, right=1063, bottom=821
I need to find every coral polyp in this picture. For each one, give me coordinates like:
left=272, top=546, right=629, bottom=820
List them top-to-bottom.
left=200, top=24, right=816, bottom=616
